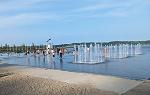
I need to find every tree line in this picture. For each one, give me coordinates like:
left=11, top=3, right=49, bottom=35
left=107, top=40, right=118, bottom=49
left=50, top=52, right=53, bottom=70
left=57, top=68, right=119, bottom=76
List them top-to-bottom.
left=0, top=40, right=150, bottom=53
left=0, top=43, right=46, bottom=53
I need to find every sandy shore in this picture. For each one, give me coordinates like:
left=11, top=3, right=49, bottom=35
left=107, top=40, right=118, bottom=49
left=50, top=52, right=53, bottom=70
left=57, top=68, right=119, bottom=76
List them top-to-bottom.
left=0, top=64, right=149, bottom=95
left=0, top=73, right=117, bottom=95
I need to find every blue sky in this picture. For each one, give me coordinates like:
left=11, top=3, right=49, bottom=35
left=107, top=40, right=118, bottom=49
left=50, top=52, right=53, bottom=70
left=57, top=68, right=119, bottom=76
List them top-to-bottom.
left=0, top=0, right=150, bottom=45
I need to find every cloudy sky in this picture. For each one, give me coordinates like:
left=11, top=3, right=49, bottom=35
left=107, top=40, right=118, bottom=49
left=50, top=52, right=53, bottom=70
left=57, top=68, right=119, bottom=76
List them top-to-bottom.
left=0, top=0, right=150, bottom=45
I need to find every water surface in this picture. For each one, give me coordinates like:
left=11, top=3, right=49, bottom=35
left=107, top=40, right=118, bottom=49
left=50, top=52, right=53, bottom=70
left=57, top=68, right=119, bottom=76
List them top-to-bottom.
left=0, top=46, right=150, bottom=80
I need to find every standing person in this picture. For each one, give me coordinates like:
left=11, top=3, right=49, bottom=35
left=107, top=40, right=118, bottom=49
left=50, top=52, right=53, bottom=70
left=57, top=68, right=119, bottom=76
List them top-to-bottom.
left=62, top=47, right=65, bottom=55
left=57, top=48, right=60, bottom=55
left=51, top=49, right=55, bottom=57
left=59, top=49, right=63, bottom=59
left=43, top=50, right=46, bottom=56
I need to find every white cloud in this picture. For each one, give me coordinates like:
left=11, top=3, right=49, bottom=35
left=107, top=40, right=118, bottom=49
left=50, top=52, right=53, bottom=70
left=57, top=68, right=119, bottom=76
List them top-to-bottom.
left=0, top=0, right=54, bottom=13
left=0, top=0, right=149, bottom=28
left=0, top=0, right=65, bottom=28
left=68, top=0, right=146, bottom=17
left=71, top=4, right=118, bottom=13
left=0, top=12, right=62, bottom=28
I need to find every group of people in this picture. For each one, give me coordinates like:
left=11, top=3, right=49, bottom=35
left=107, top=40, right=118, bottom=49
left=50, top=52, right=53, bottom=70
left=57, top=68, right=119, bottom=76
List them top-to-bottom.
left=23, top=47, right=67, bottom=59
left=46, top=47, right=66, bottom=59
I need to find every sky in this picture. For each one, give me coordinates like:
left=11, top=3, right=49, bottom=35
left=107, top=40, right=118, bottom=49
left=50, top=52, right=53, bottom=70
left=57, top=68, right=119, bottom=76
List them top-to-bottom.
left=0, top=0, right=150, bottom=45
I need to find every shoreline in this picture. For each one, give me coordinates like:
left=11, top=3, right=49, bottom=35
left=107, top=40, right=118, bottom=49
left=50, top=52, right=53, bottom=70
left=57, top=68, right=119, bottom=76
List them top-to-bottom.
left=0, top=62, right=148, bottom=81
left=0, top=63, right=142, bottom=94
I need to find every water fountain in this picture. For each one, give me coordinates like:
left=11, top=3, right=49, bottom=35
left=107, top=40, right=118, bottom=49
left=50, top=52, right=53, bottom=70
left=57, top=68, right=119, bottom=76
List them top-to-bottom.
left=73, top=43, right=142, bottom=64
left=73, top=43, right=106, bottom=64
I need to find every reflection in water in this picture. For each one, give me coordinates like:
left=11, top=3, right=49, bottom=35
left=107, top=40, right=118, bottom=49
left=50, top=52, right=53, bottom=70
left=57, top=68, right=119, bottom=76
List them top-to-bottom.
left=4, top=46, right=150, bottom=80
left=33, top=55, right=37, bottom=66
left=47, top=55, right=55, bottom=69
left=27, top=56, right=30, bottom=65
left=37, top=56, right=40, bottom=67
left=43, top=56, right=46, bottom=68
left=47, top=59, right=56, bottom=69
left=59, top=59, right=63, bottom=70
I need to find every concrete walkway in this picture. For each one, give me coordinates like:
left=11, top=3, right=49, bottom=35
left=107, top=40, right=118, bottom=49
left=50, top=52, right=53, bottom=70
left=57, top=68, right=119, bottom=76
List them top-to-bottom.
left=1, top=66, right=142, bottom=94
left=122, top=80, right=150, bottom=95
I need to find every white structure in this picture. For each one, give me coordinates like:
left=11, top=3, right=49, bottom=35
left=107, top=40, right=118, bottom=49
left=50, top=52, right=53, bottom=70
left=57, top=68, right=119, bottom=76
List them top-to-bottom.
left=46, top=44, right=53, bottom=55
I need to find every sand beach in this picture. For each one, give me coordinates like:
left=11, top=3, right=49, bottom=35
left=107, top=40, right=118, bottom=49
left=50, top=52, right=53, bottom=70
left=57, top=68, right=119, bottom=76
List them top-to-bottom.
left=0, top=64, right=150, bottom=95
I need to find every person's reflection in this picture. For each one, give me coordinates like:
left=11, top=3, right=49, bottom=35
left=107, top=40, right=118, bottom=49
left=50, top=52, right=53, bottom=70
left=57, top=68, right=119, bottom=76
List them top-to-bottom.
left=33, top=54, right=37, bottom=66
left=25, top=55, right=30, bottom=65
left=37, top=55, right=41, bottom=67
left=47, top=55, right=55, bottom=69
left=47, top=55, right=51, bottom=69
left=27, top=56, right=30, bottom=65
left=43, top=56, right=46, bottom=68
left=49, top=58, right=56, bottom=69
left=59, top=58, right=63, bottom=70
left=53, top=60, right=56, bottom=69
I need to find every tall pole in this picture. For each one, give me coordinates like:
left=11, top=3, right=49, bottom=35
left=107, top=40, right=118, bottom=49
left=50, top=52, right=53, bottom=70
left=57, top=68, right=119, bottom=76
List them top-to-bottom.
left=46, top=37, right=52, bottom=49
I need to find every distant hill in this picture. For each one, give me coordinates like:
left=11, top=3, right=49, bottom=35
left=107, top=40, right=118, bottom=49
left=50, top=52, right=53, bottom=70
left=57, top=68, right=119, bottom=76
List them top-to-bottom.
left=56, top=40, right=150, bottom=48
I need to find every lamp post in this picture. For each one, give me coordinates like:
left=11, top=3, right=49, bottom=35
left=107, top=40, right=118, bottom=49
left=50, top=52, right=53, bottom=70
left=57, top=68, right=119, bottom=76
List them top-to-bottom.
left=46, top=38, right=53, bottom=48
